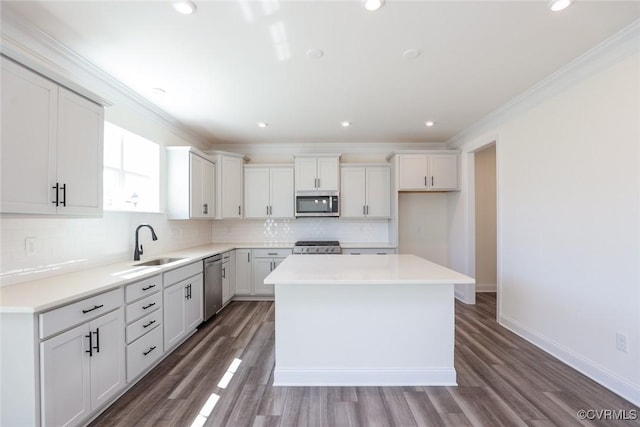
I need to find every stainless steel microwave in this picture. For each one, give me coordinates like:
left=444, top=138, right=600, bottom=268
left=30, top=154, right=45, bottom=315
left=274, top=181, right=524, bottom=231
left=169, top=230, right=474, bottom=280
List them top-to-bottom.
left=295, top=192, right=339, bottom=217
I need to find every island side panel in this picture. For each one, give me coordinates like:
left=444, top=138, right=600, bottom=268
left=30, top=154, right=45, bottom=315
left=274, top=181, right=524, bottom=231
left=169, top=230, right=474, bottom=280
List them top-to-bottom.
left=273, top=282, right=456, bottom=386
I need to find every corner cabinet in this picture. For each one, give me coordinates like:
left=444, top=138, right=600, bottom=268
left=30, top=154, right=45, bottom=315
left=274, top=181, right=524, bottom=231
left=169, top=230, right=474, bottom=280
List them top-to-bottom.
left=1, top=56, right=104, bottom=215
left=167, top=147, right=215, bottom=219
left=392, top=152, right=459, bottom=191
left=294, top=154, right=340, bottom=192
left=340, top=165, right=391, bottom=218
left=244, top=166, right=294, bottom=219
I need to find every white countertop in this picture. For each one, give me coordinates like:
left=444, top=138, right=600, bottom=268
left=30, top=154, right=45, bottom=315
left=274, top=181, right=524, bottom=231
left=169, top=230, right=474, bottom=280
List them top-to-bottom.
left=0, top=242, right=398, bottom=313
left=265, top=254, right=475, bottom=285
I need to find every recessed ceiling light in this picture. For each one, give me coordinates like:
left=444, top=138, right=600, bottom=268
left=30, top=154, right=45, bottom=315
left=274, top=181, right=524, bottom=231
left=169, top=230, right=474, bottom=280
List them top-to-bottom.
left=363, top=0, right=384, bottom=11
left=549, top=0, right=572, bottom=11
left=173, top=1, right=197, bottom=15
left=306, top=48, right=324, bottom=59
left=402, top=49, right=421, bottom=59
left=151, top=87, right=166, bottom=96
left=341, top=121, right=352, bottom=127
left=425, top=121, right=435, bottom=127
left=257, top=122, right=269, bottom=128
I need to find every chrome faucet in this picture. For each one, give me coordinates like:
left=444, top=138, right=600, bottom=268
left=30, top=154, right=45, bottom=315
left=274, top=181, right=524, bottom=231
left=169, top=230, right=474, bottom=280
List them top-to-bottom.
left=134, top=224, right=158, bottom=261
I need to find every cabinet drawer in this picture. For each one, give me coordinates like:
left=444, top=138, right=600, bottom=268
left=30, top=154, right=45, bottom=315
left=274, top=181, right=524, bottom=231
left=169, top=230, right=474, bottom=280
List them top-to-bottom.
left=252, top=248, right=292, bottom=258
left=342, top=248, right=395, bottom=255
left=163, top=261, right=202, bottom=286
left=125, top=274, right=161, bottom=303
left=39, top=288, right=123, bottom=339
left=126, top=292, right=162, bottom=323
left=126, top=310, right=162, bottom=344
left=126, top=326, right=163, bottom=382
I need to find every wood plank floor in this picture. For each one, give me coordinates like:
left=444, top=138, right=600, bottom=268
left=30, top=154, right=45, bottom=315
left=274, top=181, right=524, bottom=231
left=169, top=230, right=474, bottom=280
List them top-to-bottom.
left=90, top=294, right=640, bottom=427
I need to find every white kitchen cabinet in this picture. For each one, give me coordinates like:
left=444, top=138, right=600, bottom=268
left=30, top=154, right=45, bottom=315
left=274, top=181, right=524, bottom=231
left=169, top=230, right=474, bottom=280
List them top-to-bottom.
left=1, top=57, right=104, bottom=215
left=167, top=147, right=215, bottom=219
left=210, top=152, right=245, bottom=219
left=396, top=153, right=459, bottom=191
left=294, top=155, right=340, bottom=192
left=340, top=165, right=390, bottom=218
left=244, top=166, right=294, bottom=219
left=342, top=248, right=396, bottom=255
left=234, top=249, right=252, bottom=295
left=251, top=249, right=291, bottom=296
left=222, top=251, right=234, bottom=305
left=163, top=263, right=203, bottom=351
left=40, top=308, right=125, bottom=427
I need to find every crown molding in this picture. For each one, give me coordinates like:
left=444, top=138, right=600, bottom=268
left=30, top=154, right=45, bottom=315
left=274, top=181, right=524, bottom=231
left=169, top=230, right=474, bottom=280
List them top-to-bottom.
left=0, top=8, right=213, bottom=151
left=447, top=20, right=640, bottom=149
left=209, top=141, right=446, bottom=156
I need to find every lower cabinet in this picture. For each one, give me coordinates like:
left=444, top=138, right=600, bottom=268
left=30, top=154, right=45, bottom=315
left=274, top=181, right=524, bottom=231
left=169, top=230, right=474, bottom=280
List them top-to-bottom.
left=341, top=248, right=396, bottom=255
left=235, top=249, right=252, bottom=295
left=251, top=249, right=291, bottom=296
left=222, top=251, right=234, bottom=305
left=164, top=271, right=203, bottom=351
left=40, top=308, right=125, bottom=427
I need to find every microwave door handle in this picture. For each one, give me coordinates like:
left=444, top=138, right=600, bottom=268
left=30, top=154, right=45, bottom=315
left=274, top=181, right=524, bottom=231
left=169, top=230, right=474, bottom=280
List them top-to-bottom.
left=329, top=196, right=333, bottom=213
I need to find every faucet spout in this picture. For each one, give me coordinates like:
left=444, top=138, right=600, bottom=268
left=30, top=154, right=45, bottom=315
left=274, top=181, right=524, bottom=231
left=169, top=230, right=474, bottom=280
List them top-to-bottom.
left=134, top=224, right=158, bottom=261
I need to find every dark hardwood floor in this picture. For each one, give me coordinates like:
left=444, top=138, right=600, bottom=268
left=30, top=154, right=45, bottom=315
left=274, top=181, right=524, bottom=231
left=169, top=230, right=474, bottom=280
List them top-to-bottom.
left=90, top=294, right=640, bottom=426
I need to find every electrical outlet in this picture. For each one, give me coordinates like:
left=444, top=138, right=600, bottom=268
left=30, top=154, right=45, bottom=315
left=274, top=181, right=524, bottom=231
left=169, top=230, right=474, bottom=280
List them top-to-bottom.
left=24, top=237, right=36, bottom=256
left=616, top=332, right=628, bottom=352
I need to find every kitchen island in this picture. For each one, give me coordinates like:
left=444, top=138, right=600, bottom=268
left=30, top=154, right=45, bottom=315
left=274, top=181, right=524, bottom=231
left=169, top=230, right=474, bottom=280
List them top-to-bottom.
left=264, top=254, right=475, bottom=386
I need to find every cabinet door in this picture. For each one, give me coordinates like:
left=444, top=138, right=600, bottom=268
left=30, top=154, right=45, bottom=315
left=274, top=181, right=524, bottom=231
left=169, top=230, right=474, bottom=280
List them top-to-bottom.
left=1, top=57, right=57, bottom=214
left=56, top=87, right=103, bottom=215
left=190, top=154, right=206, bottom=218
left=398, top=154, right=428, bottom=190
left=430, top=154, right=459, bottom=190
left=222, top=156, right=243, bottom=218
left=295, top=157, right=318, bottom=191
left=316, top=157, right=339, bottom=191
left=202, top=161, right=215, bottom=218
left=269, top=167, right=294, bottom=218
left=340, top=167, right=366, bottom=218
left=365, top=167, right=391, bottom=218
left=244, top=168, right=270, bottom=218
left=234, top=250, right=252, bottom=294
left=252, top=258, right=275, bottom=295
left=222, top=261, right=231, bottom=304
left=185, top=274, right=203, bottom=331
left=163, top=282, right=186, bottom=350
left=89, top=308, right=125, bottom=411
left=41, top=323, right=91, bottom=427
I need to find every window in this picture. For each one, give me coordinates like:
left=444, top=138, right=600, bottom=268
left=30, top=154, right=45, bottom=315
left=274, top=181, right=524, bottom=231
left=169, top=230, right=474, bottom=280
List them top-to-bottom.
left=103, top=122, right=159, bottom=211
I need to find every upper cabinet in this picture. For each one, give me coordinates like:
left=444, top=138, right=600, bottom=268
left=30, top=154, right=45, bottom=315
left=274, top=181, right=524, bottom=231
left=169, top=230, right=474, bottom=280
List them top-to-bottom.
left=1, top=57, right=104, bottom=215
left=166, top=147, right=215, bottom=219
left=211, top=152, right=245, bottom=219
left=394, top=152, right=459, bottom=191
left=294, top=154, right=340, bottom=192
left=244, top=165, right=294, bottom=219
left=340, top=165, right=391, bottom=219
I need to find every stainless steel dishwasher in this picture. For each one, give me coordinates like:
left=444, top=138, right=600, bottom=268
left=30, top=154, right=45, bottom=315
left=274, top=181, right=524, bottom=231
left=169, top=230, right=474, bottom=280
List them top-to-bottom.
left=203, top=255, right=222, bottom=322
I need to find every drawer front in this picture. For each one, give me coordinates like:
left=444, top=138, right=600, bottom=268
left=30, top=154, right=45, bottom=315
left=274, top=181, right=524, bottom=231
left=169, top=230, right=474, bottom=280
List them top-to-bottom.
left=252, top=248, right=292, bottom=258
left=342, top=248, right=395, bottom=255
left=163, top=261, right=202, bottom=287
left=125, top=274, right=161, bottom=303
left=39, top=288, right=123, bottom=339
left=126, top=292, right=162, bottom=323
left=126, top=310, right=162, bottom=344
left=126, top=326, right=163, bottom=382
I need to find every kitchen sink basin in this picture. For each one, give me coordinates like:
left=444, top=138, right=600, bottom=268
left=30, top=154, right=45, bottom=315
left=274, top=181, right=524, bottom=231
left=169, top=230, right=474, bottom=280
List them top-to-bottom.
left=134, top=257, right=185, bottom=266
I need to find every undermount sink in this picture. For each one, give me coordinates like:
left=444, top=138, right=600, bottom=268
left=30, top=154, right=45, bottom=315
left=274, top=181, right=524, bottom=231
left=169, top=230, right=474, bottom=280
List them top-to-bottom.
left=134, top=257, right=185, bottom=267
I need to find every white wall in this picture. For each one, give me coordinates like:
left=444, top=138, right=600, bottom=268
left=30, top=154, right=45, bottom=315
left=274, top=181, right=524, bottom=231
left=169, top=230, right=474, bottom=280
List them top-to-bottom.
left=448, top=26, right=640, bottom=405
left=474, top=145, right=497, bottom=292
left=398, top=193, right=449, bottom=265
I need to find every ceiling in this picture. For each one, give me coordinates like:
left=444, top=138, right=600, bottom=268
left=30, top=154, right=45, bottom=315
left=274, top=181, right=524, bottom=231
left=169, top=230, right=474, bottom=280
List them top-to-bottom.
left=2, top=1, right=639, bottom=146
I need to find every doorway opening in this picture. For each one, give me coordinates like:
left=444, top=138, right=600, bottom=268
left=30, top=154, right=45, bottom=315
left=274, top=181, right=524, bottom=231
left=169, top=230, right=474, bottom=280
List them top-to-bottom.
left=474, top=144, right=497, bottom=298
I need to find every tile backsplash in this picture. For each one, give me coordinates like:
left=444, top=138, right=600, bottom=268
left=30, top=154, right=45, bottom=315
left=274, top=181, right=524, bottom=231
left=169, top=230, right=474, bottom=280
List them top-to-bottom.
left=0, top=212, right=212, bottom=287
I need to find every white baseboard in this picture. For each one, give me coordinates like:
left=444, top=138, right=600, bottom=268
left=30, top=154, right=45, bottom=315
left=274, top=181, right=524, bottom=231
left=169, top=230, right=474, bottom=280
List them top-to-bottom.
left=455, top=283, right=476, bottom=304
left=475, top=283, right=497, bottom=292
left=500, top=315, right=640, bottom=406
left=273, top=367, right=457, bottom=387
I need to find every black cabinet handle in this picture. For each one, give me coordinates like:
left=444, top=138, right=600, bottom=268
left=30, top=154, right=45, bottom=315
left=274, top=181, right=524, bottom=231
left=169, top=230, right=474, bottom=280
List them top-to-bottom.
left=424, top=176, right=427, bottom=186
left=431, top=176, right=434, bottom=186
left=52, top=183, right=59, bottom=206
left=61, top=184, right=66, bottom=207
left=203, top=203, right=208, bottom=214
left=238, top=205, right=241, bottom=216
left=222, top=267, right=226, bottom=279
left=141, top=284, right=156, bottom=291
left=142, top=302, right=156, bottom=310
left=82, top=304, right=104, bottom=314
left=143, top=320, right=156, bottom=328
left=93, top=328, right=100, bottom=353
left=86, top=333, right=93, bottom=357
left=143, top=346, right=157, bottom=356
